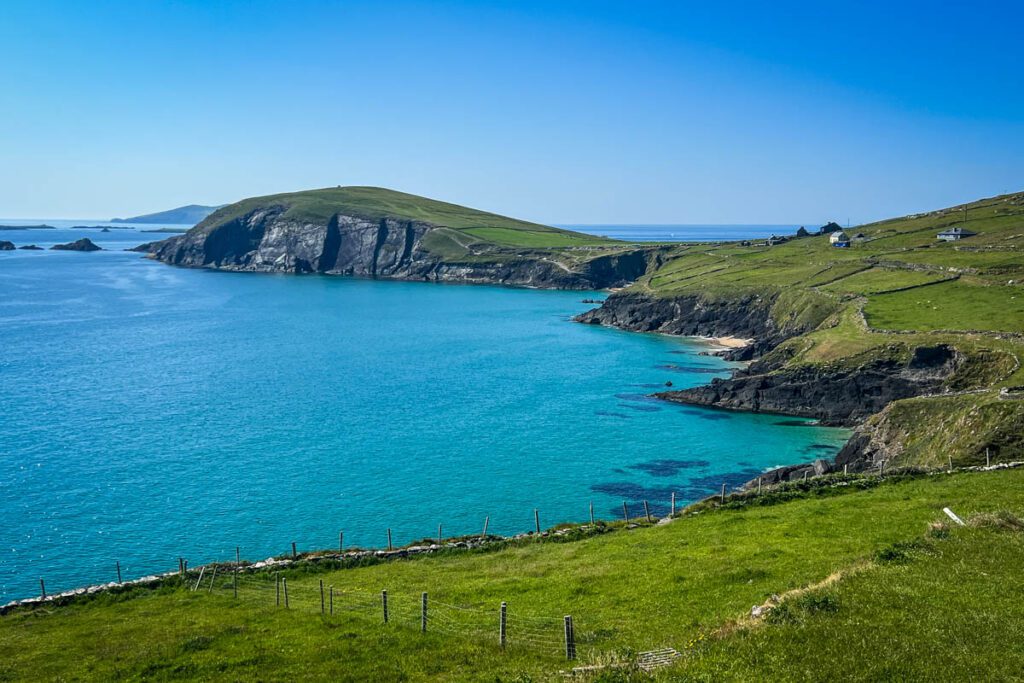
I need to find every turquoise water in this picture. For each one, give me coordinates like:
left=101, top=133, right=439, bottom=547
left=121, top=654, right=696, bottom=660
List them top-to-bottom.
left=0, top=227, right=848, bottom=601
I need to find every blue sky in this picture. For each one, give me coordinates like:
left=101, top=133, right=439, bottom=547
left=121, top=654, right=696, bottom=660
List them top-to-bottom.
left=1, top=0, right=1021, bottom=223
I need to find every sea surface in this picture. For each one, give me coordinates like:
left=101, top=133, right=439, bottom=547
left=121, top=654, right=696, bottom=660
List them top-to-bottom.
left=0, top=224, right=848, bottom=601
left=561, top=224, right=806, bottom=241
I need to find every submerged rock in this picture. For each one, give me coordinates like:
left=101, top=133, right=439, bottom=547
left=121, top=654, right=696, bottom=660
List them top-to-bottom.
left=51, top=238, right=102, bottom=252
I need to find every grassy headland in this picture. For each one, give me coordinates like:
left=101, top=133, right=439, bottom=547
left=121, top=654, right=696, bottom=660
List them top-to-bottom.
left=596, top=191, right=1024, bottom=470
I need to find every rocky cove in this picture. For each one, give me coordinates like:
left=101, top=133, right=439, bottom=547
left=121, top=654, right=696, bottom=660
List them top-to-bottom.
left=574, top=290, right=975, bottom=478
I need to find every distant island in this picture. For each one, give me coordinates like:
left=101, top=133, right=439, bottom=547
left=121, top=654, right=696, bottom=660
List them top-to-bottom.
left=111, top=204, right=224, bottom=225
left=0, top=224, right=56, bottom=230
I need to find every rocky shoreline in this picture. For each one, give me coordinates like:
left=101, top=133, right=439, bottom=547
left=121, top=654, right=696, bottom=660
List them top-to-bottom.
left=143, top=207, right=660, bottom=290
left=574, top=291, right=974, bottom=478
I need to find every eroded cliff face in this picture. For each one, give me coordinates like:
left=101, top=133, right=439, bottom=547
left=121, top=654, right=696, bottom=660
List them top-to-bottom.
left=150, top=208, right=652, bottom=289
left=574, top=290, right=819, bottom=360
left=656, top=345, right=964, bottom=427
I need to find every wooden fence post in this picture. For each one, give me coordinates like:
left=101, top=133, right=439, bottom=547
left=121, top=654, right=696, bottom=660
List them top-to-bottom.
left=986, top=448, right=991, bottom=467
left=948, top=454, right=953, bottom=472
left=843, top=464, right=848, bottom=476
left=757, top=477, right=762, bottom=495
left=720, top=484, right=726, bottom=504
left=671, top=492, right=676, bottom=517
left=643, top=500, right=652, bottom=523
left=589, top=501, right=595, bottom=525
left=622, top=501, right=628, bottom=522
left=534, top=509, right=540, bottom=534
left=481, top=516, right=489, bottom=540
left=437, top=524, right=442, bottom=544
left=387, top=528, right=393, bottom=551
left=339, top=531, right=344, bottom=553
left=291, top=542, right=297, bottom=558
left=236, top=546, right=240, bottom=566
left=178, top=557, right=184, bottom=577
left=116, top=561, right=122, bottom=584
left=207, top=565, right=218, bottom=592
left=193, top=566, right=205, bottom=591
left=276, top=574, right=280, bottom=606
left=283, top=577, right=289, bottom=609
left=39, top=578, right=46, bottom=599
left=320, top=579, right=325, bottom=614
left=329, top=585, right=334, bottom=615
left=382, top=590, right=389, bottom=623
left=421, top=592, right=428, bottom=632
left=499, top=601, right=507, bottom=649
left=564, top=615, right=576, bottom=660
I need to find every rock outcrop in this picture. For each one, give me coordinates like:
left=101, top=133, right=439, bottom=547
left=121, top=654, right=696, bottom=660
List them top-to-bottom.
left=152, top=207, right=654, bottom=289
left=51, top=238, right=102, bottom=252
left=0, top=240, right=14, bottom=250
left=19, top=245, right=44, bottom=250
left=574, top=290, right=827, bottom=360
left=657, top=345, right=963, bottom=427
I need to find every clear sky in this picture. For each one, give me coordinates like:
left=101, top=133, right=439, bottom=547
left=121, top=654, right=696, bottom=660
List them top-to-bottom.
left=1, top=0, right=1021, bottom=224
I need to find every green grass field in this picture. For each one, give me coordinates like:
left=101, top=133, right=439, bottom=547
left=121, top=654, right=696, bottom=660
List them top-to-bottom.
left=865, top=279, right=1024, bottom=334
left=3, top=469, right=1023, bottom=681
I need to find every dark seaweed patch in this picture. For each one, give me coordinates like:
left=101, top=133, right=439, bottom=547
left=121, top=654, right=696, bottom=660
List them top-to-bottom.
left=655, top=364, right=730, bottom=374
left=614, top=393, right=660, bottom=403
left=618, top=403, right=662, bottom=412
left=679, top=409, right=732, bottom=421
left=595, top=410, right=631, bottom=419
left=774, top=420, right=818, bottom=427
left=806, top=443, right=837, bottom=451
left=627, top=459, right=711, bottom=477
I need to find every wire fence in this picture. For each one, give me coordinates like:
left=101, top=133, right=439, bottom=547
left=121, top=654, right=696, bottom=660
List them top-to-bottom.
left=198, top=569, right=580, bottom=661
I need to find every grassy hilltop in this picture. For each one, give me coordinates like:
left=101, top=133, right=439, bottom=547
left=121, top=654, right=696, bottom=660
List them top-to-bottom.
left=196, top=185, right=615, bottom=250
left=153, top=186, right=646, bottom=287
left=3, top=469, right=1023, bottom=680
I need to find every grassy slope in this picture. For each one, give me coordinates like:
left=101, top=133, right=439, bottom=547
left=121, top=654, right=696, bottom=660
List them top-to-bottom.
left=195, top=186, right=615, bottom=250
left=631, top=191, right=1024, bottom=468
left=3, top=469, right=1023, bottom=681
left=674, top=520, right=1024, bottom=682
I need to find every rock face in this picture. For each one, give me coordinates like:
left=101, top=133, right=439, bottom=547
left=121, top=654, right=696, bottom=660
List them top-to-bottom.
left=152, top=208, right=653, bottom=289
left=51, top=238, right=102, bottom=252
left=0, top=240, right=14, bottom=250
left=19, top=245, right=44, bottom=250
left=575, top=290, right=815, bottom=360
left=658, top=345, right=963, bottom=427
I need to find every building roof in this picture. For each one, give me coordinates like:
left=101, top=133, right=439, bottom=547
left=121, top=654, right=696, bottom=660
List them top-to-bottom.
left=937, top=227, right=978, bottom=237
left=829, top=231, right=849, bottom=242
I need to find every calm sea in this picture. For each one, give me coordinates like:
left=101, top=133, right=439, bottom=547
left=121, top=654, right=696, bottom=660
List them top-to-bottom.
left=0, top=224, right=847, bottom=601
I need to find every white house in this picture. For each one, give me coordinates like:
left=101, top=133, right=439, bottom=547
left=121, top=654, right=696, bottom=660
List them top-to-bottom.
left=937, top=227, right=978, bottom=241
left=829, top=231, right=850, bottom=247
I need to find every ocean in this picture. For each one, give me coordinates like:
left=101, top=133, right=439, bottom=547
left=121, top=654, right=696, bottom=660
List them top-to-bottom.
left=0, top=224, right=847, bottom=600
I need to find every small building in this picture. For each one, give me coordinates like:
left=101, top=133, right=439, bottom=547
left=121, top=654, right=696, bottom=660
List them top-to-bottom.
left=937, top=227, right=978, bottom=241
left=829, top=231, right=850, bottom=248
left=852, top=232, right=867, bottom=242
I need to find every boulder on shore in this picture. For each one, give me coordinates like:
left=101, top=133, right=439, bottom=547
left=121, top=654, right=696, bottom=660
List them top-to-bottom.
left=51, top=238, right=102, bottom=252
left=0, top=240, right=14, bottom=250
